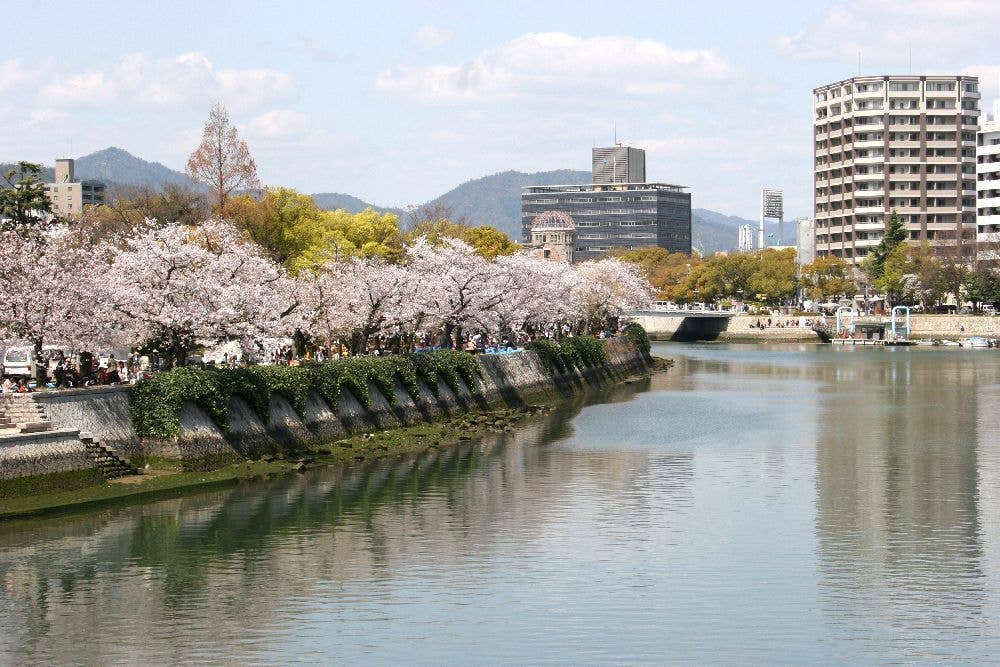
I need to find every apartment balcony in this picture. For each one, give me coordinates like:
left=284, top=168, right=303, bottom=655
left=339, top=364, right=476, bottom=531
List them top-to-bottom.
left=926, top=140, right=959, bottom=148
left=925, top=155, right=961, bottom=163
left=854, top=156, right=884, bottom=164
left=926, top=171, right=958, bottom=180
left=853, top=172, right=884, bottom=182
left=979, top=196, right=1000, bottom=208
left=854, top=205, right=885, bottom=214
left=854, top=238, right=882, bottom=247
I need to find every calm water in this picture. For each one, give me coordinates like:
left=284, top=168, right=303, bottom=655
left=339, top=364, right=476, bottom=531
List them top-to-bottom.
left=2, top=343, right=1000, bottom=665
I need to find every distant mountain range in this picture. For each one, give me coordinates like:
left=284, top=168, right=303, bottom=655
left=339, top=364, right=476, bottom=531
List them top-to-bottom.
left=5, top=147, right=795, bottom=253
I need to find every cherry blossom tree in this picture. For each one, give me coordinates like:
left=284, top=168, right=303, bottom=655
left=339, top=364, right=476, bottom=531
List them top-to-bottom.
left=104, top=219, right=297, bottom=367
left=0, top=228, right=109, bottom=382
left=407, top=236, right=515, bottom=345
left=494, top=253, right=577, bottom=336
left=299, top=257, right=418, bottom=354
left=570, top=258, right=653, bottom=332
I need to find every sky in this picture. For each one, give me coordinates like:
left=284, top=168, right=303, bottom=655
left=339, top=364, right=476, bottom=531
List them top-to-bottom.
left=3, top=0, right=999, bottom=220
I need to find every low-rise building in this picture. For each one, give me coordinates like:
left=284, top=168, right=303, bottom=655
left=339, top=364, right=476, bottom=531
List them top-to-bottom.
left=45, top=158, right=106, bottom=218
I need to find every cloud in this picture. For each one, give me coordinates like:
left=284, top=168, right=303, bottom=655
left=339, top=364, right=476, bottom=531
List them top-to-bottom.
left=778, top=1, right=1000, bottom=63
left=412, top=25, right=453, bottom=49
left=376, top=32, right=731, bottom=104
left=36, top=52, right=292, bottom=110
left=0, top=59, right=36, bottom=92
left=41, top=70, right=117, bottom=105
left=27, top=109, right=69, bottom=126
left=246, top=109, right=309, bottom=139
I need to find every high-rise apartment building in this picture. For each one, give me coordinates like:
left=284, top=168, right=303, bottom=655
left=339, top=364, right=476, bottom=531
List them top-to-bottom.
left=813, top=75, right=980, bottom=263
left=977, top=99, right=1000, bottom=264
left=592, top=146, right=646, bottom=184
left=45, top=158, right=106, bottom=217
left=738, top=224, right=755, bottom=252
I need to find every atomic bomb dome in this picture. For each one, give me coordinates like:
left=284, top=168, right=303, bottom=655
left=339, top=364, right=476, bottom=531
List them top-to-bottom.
left=526, top=210, right=575, bottom=263
left=531, top=210, right=576, bottom=231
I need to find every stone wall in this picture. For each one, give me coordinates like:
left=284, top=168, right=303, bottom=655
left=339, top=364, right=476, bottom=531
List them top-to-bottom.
left=631, top=312, right=820, bottom=342
left=906, top=315, right=1000, bottom=338
left=18, top=339, right=646, bottom=469
left=0, top=429, right=93, bottom=481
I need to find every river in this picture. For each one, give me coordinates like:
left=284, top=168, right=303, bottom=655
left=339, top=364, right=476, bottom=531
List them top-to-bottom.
left=1, top=343, right=999, bottom=665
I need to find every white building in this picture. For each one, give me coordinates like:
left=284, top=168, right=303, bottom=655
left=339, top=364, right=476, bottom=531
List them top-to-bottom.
left=813, top=75, right=981, bottom=264
left=977, top=99, right=1000, bottom=265
left=797, top=217, right=816, bottom=266
left=738, top=224, right=755, bottom=252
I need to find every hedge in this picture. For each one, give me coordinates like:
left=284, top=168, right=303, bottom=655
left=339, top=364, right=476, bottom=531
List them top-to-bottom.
left=622, top=322, right=651, bottom=354
left=525, top=335, right=609, bottom=375
left=131, top=351, right=483, bottom=438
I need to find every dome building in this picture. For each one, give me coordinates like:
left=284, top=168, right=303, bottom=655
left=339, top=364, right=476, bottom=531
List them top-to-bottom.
left=526, top=210, right=575, bottom=263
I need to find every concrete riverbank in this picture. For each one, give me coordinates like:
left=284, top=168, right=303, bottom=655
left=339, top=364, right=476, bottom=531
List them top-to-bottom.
left=631, top=312, right=1000, bottom=343
left=0, top=339, right=655, bottom=517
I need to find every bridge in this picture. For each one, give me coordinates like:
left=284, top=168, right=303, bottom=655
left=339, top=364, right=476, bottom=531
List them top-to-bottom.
left=627, top=309, right=737, bottom=340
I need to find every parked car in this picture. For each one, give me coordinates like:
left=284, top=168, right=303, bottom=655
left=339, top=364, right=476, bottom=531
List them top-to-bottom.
left=2, top=346, right=35, bottom=379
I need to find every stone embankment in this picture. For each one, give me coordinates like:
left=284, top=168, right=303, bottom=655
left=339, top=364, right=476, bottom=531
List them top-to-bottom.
left=0, top=339, right=649, bottom=488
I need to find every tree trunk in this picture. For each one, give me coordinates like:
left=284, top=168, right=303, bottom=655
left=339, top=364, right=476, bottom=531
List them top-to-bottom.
left=33, top=337, right=46, bottom=387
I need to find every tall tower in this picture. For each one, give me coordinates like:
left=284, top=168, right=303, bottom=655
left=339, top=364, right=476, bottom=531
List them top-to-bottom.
left=759, top=188, right=784, bottom=249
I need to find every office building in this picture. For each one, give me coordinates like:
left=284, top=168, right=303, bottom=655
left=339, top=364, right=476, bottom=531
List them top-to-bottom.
left=813, top=75, right=981, bottom=263
left=977, top=99, right=1000, bottom=264
left=522, top=146, right=691, bottom=262
left=592, top=146, right=646, bottom=184
left=45, top=158, right=106, bottom=217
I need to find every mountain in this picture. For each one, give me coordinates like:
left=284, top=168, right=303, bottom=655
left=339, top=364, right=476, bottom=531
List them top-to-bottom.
left=2, top=147, right=191, bottom=191
left=75, top=147, right=191, bottom=188
left=424, top=169, right=591, bottom=239
left=311, top=192, right=404, bottom=217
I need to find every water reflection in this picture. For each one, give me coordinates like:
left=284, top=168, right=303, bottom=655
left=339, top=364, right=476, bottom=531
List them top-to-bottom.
left=1, top=346, right=999, bottom=664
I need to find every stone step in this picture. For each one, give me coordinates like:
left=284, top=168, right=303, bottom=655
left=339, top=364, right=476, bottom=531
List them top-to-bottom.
left=17, top=421, right=53, bottom=433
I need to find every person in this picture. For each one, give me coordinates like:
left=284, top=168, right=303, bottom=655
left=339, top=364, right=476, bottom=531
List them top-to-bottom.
left=106, top=356, right=120, bottom=384
left=1, top=377, right=13, bottom=393
left=16, top=378, right=30, bottom=393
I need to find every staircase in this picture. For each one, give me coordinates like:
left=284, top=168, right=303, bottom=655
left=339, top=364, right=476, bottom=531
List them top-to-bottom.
left=0, top=394, right=54, bottom=435
left=0, top=395, right=139, bottom=479
left=80, top=431, right=139, bottom=479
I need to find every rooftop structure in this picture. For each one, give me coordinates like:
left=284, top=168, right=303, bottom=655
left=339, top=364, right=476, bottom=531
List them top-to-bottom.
left=592, top=145, right=646, bottom=184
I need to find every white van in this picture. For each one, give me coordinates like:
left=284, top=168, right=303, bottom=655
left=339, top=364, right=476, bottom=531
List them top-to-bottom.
left=3, top=346, right=35, bottom=378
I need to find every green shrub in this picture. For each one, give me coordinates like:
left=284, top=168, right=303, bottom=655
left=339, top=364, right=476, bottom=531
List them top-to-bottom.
left=622, top=322, right=651, bottom=355
left=526, top=336, right=609, bottom=375
left=525, top=339, right=568, bottom=374
left=130, top=351, right=484, bottom=438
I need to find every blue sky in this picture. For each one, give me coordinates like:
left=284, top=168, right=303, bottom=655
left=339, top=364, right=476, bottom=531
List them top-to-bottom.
left=4, top=0, right=998, bottom=219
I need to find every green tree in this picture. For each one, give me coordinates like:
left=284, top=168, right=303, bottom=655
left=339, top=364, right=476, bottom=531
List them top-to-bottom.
left=0, top=162, right=52, bottom=233
left=865, top=209, right=907, bottom=282
left=402, top=217, right=518, bottom=259
left=875, top=244, right=909, bottom=306
left=610, top=247, right=699, bottom=301
left=748, top=248, right=798, bottom=305
left=801, top=255, right=856, bottom=301
left=963, top=268, right=1000, bottom=311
